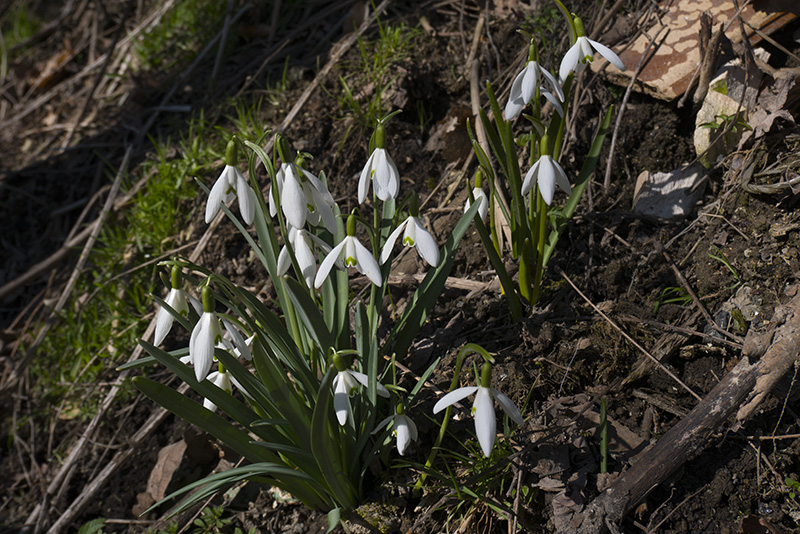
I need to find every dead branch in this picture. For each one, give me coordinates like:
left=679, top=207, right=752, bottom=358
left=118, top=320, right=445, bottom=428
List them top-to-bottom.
left=563, top=288, right=800, bottom=534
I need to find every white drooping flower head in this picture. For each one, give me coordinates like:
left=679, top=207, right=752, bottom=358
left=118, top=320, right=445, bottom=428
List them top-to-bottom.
left=558, top=15, right=625, bottom=83
left=505, top=41, right=565, bottom=121
left=358, top=121, right=400, bottom=204
left=521, top=135, right=570, bottom=205
left=205, top=138, right=255, bottom=225
left=269, top=160, right=337, bottom=233
left=465, top=169, right=489, bottom=222
left=379, top=195, right=439, bottom=267
left=314, top=215, right=383, bottom=288
left=277, top=225, right=331, bottom=288
left=154, top=265, right=189, bottom=346
left=189, top=286, right=224, bottom=382
left=331, top=352, right=390, bottom=426
left=433, top=362, right=523, bottom=457
left=203, top=365, right=232, bottom=412
left=375, top=403, right=418, bottom=456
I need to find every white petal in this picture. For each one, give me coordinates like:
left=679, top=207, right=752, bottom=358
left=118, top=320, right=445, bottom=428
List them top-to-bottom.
left=588, top=38, right=625, bottom=71
left=559, top=42, right=582, bottom=83
left=520, top=62, right=539, bottom=105
left=540, top=67, right=564, bottom=101
left=505, top=69, right=527, bottom=120
left=543, top=90, right=564, bottom=117
left=372, top=149, right=399, bottom=201
left=358, top=151, right=378, bottom=204
left=537, top=156, right=557, bottom=205
left=521, top=160, right=540, bottom=196
left=553, top=160, right=571, bottom=195
left=282, top=166, right=307, bottom=229
left=302, top=168, right=335, bottom=207
left=235, top=171, right=255, bottom=225
left=205, top=173, right=229, bottom=223
left=309, top=187, right=337, bottom=233
left=474, top=190, right=489, bottom=221
left=410, top=218, right=439, bottom=267
left=379, top=219, right=408, bottom=264
left=294, top=231, right=318, bottom=287
left=314, top=239, right=347, bottom=288
left=353, top=239, right=382, bottom=286
left=277, top=245, right=291, bottom=276
left=154, top=288, right=186, bottom=346
left=154, top=306, right=173, bottom=346
left=190, top=313, right=220, bottom=382
left=348, top=370, right=389, bottom=397
left=203, top=371, right=220, bottom=412
left=333, top=373, right=350, bottom=425
left=433, top=386, right=479, bottom=414
left=473, top=387, right=496, bottom=457
left=492, top=389, right=524, bottom=425
left=405, top=413, right=418, bottom=441
left=395, top=416, right=411, bottom=455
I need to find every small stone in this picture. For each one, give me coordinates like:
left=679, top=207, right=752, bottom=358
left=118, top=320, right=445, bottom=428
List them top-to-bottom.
left=633, top=163, right=706, bottom=220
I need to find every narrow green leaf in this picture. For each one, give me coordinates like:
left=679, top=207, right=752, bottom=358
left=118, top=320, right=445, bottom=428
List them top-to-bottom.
left=133, top=376, right=268, bottom=463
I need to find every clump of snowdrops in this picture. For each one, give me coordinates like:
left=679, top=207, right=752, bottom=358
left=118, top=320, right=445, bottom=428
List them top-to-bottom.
left=466, top=1, right=624, bottom=319
left=128, top=2, right=626, bottom=526
left=130, top=114, right=523, bottom=529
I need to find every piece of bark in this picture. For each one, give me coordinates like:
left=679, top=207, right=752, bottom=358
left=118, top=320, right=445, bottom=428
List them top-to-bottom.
left=562, top=288, right=800, bottom=533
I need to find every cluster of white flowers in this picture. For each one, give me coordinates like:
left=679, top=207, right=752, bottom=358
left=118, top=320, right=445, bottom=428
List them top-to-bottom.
left=150, top=19, right=625, bottom=458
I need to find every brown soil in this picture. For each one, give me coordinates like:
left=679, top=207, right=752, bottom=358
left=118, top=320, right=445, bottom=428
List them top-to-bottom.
left=2, top=1, right=800, bottom=533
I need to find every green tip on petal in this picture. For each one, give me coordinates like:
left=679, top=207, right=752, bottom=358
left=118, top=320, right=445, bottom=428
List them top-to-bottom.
left=573, top=15, right=586, bottom=37
left=375, top=121, right=386, bottom=149
left=225, top=138, right=238, bottom=166
left=346, top=214, right=356, bottom=236
left=170, top=265, right=182, bottom=289
left=201, top=285, right=215, bottom=313
left=480, top=362, right=492, bottom=388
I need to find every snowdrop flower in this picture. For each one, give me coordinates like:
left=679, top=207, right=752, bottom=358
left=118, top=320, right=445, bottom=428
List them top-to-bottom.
left=559, top=16, right=625, bottom=83
left=505, top=42, right=564, bottom=121
left=358, top=121, right=399, bottom=203
left=521, top=135, right=570, bottom=205
left=205, top=138, right=255, bottom=225
left=268, top=161, right=337, bottom=233
left=465, top=170, right=488, bottom=222
left=380, top=195, right=439, bottom=267
left=314, top=215, right=383, bottom=288
left=277, top=226, right=331, bottom=287
left=154, top=266, right=189, bottom=346
left=189, top=286, right=223, bottom=382
left=332, top=352, right=389, bottom=426
left=433, top=363, right=523, bottom=457
left=203, top=365, right=232, bottom=412
left=375, top=403, right=418, bottom=455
